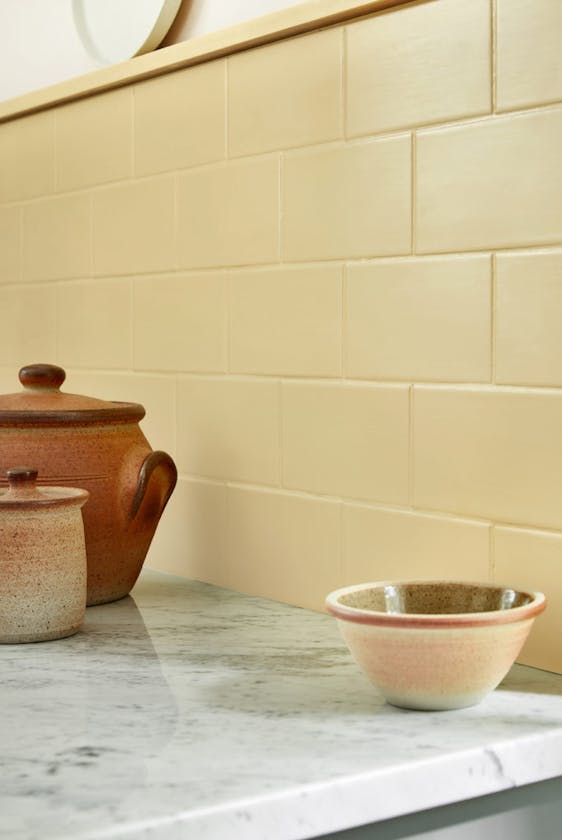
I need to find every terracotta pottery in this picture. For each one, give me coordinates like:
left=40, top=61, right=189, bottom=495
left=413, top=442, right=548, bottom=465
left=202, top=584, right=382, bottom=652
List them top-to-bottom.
left=0, top=364, right=177, bottom=606
left=0, top=467, right=89, bottom=643
left=326, top=580, right=547, bottom=711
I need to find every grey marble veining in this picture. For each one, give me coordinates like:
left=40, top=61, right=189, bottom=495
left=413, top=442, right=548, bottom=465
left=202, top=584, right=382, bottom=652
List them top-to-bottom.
left=2, top=569, right=562, bottom=840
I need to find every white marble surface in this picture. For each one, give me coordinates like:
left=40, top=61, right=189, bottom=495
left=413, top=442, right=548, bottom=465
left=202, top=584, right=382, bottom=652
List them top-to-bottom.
left=2, top=569, right=562, bottom=840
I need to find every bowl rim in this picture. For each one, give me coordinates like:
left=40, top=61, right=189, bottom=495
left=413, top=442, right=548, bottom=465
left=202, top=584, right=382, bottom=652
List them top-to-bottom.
left=325, top=579, right=547, bottom=628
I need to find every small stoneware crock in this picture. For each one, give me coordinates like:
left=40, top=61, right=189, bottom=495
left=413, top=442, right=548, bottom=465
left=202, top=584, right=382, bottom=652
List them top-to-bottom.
left=0, top=364, right=177, bottom=606
left=0, top=467, right=89, bottom=643
left=326, top=580, right=547, bottom=711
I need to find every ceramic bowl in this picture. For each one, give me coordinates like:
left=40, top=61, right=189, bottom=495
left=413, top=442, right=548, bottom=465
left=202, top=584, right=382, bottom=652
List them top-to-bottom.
left=326, top=580, right=546, bottom=711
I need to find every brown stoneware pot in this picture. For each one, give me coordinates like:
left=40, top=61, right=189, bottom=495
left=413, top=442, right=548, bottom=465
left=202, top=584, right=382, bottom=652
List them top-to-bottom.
left=0, top=364, right=177, bottom=606
left=0, top=467, right=89, bottom=643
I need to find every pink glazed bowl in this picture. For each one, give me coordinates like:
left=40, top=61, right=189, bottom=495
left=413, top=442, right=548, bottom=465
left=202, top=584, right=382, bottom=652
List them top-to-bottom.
left=326, top=580, right=546, bottom=711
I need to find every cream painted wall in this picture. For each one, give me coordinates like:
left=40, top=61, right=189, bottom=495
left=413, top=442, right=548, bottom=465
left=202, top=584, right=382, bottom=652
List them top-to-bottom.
left=0, top=0, right=302, bottom=103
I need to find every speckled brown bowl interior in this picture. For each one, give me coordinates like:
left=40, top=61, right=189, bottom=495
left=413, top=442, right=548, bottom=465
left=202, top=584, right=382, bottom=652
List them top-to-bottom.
left=338, top=582, right=533, bottom=615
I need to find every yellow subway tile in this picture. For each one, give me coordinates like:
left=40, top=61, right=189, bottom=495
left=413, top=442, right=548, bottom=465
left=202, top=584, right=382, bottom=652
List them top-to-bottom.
left=347, top=0, right=490, bottom=137
left=497, top=0, right=562, bottom=111
left=228, top=28, right=341, bottom=157
left=135, top=60, right=225, bottom=176
left=56, top=88, right=132, bottom=191
left=416, top=108, right=562, bottom=253
left=0, top=111, right=54, bottom=202
left=283, top=136, right=411, bottom=261
left=177, top=157, right=279, bottom=268
left=93, top=178, right=175, bottom=276
left=23, top=194, right=90, bottom=281
left=0, top=206, right=20, bottom=284
left=496, top=250, right=562, bottom=386
left=346, top=255, right=491, bottom=382
left=229, top=265, right=342, bottom=376
left=134, top=272, right=226, bottom=373
left=57, top=278, right=132, bottom=369
left=0, top=284, right=57, bottom=366
left=66, top=369, right=176, bottom=455
left=176, top=377, right=280, bottom=485
left=283, top=382, right=409, bottom=504
left=414, top=386, right=562, bottom=530
left=147, top=478, right=229, bottom=587
left=227, top=486, right=341, bottom=611
left=343, top=504, right=490, bottom=583
left=494, top=526, right=562, bottom=674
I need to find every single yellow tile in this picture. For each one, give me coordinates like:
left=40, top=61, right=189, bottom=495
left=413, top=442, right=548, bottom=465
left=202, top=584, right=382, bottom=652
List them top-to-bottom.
left=347, top=0, right=490, bottom=137
left=497, top=0, right=562, bottom=111
left=228, top=28, right=341, bottom=157
left=134, top=60, right=225, bottom=176
left=56, top=88, right=133, bottom=191
left=416, top=108, right=562, bottom=253
left=0, top=111, right=54, bottom=202
left=283, top=136, right=411, bottom=261
left=177, top=157, right=279, bottom=268
left=93, top=177, right=175, bottom=276
left=23, top=194, right=91, bottom=281
left=0, top=206, right=20, bottom=284
left=496, top=249, right=562, bottom=386
left=346, top=255, right=491, bottom=382
left=229, top=265, right=342, bottom=376
left=134, top=272, right=227, bottom=373
left=57, top=278, right=132, bottom=369
left=0, top=284, right=57, bottom=366
left=65, top=369, right=176, bottom=456
left=177, top=377, right=280, bottom=485
left=283, top=382, right=409, bottom=504
left=414, top=386, right=562, bottom=530
left=147, top=478, right=229, bottom=587
left=227, top=485, right=341, bottom=611
left=344, top=503, right=490, bottom=584
left=494, top=526, right=562, bottom=674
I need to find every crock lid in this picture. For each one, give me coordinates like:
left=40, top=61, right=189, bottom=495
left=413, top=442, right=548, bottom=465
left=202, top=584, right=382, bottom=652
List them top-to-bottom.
left=0, top=364, right=145, bottom=426
left=0, top=467, right=89, bottom=508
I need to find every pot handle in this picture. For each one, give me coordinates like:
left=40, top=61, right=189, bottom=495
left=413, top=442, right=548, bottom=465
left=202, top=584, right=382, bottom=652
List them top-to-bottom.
left=131, top=450, right=177, bottom=523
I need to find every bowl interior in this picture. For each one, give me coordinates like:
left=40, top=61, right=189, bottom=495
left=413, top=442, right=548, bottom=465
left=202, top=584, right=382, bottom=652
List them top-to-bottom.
left=338, top=582, right=533, bottom=616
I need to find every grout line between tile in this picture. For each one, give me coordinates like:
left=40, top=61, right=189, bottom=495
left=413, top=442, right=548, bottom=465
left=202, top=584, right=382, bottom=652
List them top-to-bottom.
left=491, top=0, right=497, bottom=113
left=340, top=26, right=347, bottom=140
left=224, top=58, right=229, bottom=160
left=130, top=87, right=136, bottom=177
left=410, top=132, right=416, bottom=254
left=278, top=153, right=284, bottom=263
left=490, top=253, right=496, bottom=384
left=341, top=264, right=347, bottom=378
left=225, top=270, right=232, bottom=373
left=278, top=380, right=285, bottom=489
left=408, top=384, right=414, bottom=507
left=339, top=501, right=345, bottom=584
left=489, top=524, right=495, bottom=582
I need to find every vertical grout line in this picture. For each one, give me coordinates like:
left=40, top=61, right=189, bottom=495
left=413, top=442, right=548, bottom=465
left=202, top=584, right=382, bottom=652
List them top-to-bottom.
left=491, top=0, right=497, bottom=113
left=340, top=25, right=347, bottom=140
left=224, top=58, right=229, bottom=160
left=130, top=86, right=136, bottom=178
left=52, top=110, right=59, bottom=193
left=410, top=132, right=416, bottom=255
left=278, top=153, right=284, bottom=264
left=173, top=174, right=179, bottom=271
left=88, top=192, right=94, bottom=279
left=17, top=205, right=23, bottom=285
left=490, top=253, right=496, bottom=384
left=341, top=264, right=347, bottom=379
left=225, top=269, right=231, bottom=374
left=130, top=274, right=135, bottom=373
left=54, top=280, right=60, bottom=365
left=278, top=379, right=284, bottom=489
left=408, top=384, right=415, bottom=508
left=339, top=501, right=345, bottom=587
left=489, top=524, right=495, bottom=583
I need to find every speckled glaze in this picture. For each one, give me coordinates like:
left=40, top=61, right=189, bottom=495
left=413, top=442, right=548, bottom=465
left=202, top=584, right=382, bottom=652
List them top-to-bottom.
left=0, top=365, right=177, bottom=606
left=0, top=467, right=89, bottom=643
left=326, top=580, right=547, bottom=711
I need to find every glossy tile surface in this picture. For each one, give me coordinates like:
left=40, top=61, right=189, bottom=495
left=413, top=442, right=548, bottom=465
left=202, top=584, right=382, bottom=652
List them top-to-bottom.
left=2, top=569, right=562, bottom=840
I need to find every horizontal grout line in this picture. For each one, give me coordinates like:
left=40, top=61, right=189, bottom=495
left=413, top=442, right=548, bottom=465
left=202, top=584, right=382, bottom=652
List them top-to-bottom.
left=174, top=474, right=562, bottom=538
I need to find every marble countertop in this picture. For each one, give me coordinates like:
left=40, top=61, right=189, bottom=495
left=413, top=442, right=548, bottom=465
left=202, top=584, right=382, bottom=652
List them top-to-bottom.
left=2, top=570, right=562, bottom=840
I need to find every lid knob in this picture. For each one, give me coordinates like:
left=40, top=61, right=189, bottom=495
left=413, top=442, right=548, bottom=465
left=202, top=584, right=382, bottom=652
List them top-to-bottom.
left=19, top=364, right=66, bottom=391
left=5, top=467, right=40, bottom=499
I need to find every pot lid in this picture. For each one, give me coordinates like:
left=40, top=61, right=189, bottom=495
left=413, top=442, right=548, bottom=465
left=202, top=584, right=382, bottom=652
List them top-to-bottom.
left=0, top=364, right=145, bottom=426
left=0, top=467, right=89, bottom=508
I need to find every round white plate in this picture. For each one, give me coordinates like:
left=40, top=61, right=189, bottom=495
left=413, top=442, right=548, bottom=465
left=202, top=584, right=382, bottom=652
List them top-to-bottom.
left=72, top=0, right=182, bottom=66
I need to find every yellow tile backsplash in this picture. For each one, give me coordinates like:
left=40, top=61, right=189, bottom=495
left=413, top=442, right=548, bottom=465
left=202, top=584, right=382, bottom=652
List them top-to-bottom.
left=2, top=0, right=561, bottom=671
left=346, top=0, right=491, bottom=136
